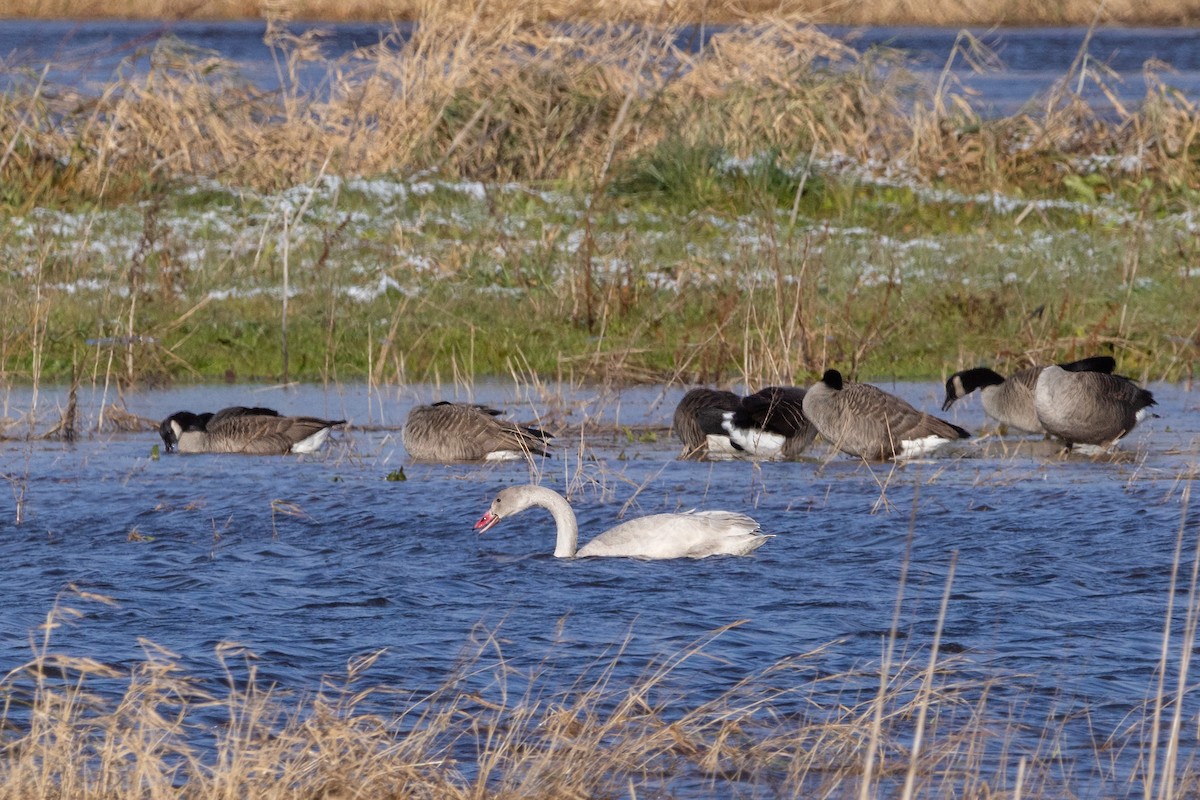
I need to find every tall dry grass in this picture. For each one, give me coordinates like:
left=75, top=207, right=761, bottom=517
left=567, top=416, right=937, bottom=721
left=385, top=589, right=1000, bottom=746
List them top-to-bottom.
left=3, top=0, right=1199, bottom=25
left=3, top=9, right=1199, bottom=208
left=4, top=572, right=1200, bottom=798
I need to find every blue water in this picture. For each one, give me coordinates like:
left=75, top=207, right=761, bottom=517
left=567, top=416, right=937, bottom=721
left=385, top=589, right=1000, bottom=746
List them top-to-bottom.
left=2, top=20, right=1199, bottom=116
left=1, top=379, right=1197, bottom=793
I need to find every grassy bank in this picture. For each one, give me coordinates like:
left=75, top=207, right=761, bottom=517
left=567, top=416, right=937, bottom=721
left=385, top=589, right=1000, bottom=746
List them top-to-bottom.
left=3, top=0, right=1200, bottom=26
left=2, top=15, right=1198, bottom=387
left=3, top=171, right=1197, bottom=388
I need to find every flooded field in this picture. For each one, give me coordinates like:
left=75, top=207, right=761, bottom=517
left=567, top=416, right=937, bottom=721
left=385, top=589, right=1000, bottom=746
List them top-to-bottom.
left=2, top=379, right=1199, bottom=794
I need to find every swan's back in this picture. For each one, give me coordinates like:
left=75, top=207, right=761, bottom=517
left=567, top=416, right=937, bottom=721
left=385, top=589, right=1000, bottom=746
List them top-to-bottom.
left=403, top=402, right=550, bottom=461
left=577, top=510, right=766, bottom=559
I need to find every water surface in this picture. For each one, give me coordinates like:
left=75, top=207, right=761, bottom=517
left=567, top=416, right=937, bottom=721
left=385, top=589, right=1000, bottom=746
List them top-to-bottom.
left=2, top=20, right=1198, bottom=116
left=1, top=379, right=1198, bottom=792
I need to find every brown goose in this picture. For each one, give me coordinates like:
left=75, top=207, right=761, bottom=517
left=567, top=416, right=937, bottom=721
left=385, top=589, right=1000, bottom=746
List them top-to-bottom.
left=942, top=356, right=1115, bottom=434
left=1034, top=366, right=1156, bottom=450
left=802, top=369, right=970, bottom=460
left=402, top=402, right=550, bottom=462
left=159, top=406, right=345, bottom=454
left=474, top=484, right=768, bottom=559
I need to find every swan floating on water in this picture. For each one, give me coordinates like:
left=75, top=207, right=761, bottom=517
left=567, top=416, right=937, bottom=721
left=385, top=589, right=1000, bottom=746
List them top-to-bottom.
left=474, top=484, right=769, bottom=559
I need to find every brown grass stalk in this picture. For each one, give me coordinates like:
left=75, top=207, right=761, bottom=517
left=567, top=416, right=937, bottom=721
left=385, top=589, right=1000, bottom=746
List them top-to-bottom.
left=3, top=0, right=1200, bottom=26
left=6, top=13, right=1199, bottom=204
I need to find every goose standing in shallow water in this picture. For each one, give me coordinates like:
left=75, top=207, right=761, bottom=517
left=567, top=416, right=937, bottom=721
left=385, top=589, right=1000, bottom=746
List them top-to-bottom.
left=942, top=356, right=1116, bottom=434
left=1034, top=366, right=1156, bottom=450
left=802, top=369, right=970, bottom=460
left=673, top=386, right=816, bottom=460
left=720, top=386, right=817, bottom=459
left=672, top=388, right=743, bottom=458
left=403, top=402, right=551, bottom=462
left=159, top=406, right=345, bottom=454
left=474, top=484, right=768, bottom=559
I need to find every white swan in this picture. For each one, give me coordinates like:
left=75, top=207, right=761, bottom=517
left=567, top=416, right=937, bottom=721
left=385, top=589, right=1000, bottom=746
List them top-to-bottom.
left=474, top=484, right=769, bottom=559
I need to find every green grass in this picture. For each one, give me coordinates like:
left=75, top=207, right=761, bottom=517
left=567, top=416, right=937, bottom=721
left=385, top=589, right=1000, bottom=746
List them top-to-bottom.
left=1, top=164, right=1195, bottom=388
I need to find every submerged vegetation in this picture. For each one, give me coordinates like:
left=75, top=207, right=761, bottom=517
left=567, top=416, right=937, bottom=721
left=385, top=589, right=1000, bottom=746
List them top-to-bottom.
left=1, top=9, right=1199, bottom=388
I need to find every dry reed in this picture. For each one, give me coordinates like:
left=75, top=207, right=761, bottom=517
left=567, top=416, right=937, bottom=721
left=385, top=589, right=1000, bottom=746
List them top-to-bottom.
left=2, top=0, right=1199, bottom=26
left=4, top=11, right=1198, bottom=203
left=6, top=587, right=1199, bottom=799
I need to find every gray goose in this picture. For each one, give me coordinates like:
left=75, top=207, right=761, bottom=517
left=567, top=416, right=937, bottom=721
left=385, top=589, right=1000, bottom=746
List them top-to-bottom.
left=943, top=356, right=1116, bottom=434
left=1034, top=366, right=1156, bottom=450
left=802, top=369, right=970, bottom=460
left=402, top=402, right=550, bottom=462
left=160, top=406, right=345, bottom=454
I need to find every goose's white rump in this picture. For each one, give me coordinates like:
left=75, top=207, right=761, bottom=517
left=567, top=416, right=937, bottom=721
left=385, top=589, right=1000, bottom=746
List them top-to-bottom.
left=474, top=484, right=769, bottom=559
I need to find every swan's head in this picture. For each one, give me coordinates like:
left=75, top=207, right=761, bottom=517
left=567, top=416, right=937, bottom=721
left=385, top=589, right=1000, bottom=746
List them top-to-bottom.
left=474, top=486, right=539, bottom=533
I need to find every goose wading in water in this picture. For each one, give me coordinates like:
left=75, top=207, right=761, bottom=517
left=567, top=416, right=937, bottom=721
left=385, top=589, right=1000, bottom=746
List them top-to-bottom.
left=942, top=356, right=1116, bottom=434
left=1033, top=365, right=1157, bottom=451
left=802, top=369, right=970, bottom=460
left=673, top=386, right=817, bottom=460
left=720, top=386, right=817, bottom=460
left=673, top=388, right=743, bottom=459
left=403, top=402, right=552, bottom=462
left=159, top=406, right=345, bottom=454
left=474, top=484, right=769, bottom=559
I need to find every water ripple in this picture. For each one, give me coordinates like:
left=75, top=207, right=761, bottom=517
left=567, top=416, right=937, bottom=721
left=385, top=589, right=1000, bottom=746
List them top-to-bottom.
left=1, top=381, right=1198, bottom=787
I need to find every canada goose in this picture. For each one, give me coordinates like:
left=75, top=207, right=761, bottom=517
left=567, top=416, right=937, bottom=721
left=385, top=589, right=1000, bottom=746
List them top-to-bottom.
left=942, top=356, right=1116, bottom=434
left=1034, top=366, right=1156, bottom=450
left=802, top=369, right=970, bottom=460
left=720, top=386, right=817, bottom=459
left=672, top=388, right=742, bottom=458
left=403, top=402, right=551, bottom=462
left=159, top=406, right=345, bottom=454
left=474, top=484, right=768, bottom=559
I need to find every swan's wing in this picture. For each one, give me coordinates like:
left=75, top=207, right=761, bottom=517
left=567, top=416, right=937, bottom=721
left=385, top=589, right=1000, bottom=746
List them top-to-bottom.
left=578, top=511, right=766, bottom=559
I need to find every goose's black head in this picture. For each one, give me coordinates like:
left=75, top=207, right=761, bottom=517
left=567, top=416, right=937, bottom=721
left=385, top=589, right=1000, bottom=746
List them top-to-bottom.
left=942, top=368, right=1005, bottom=411
left=820, top=369, right=844, bottom=391
left=159, top=411, right=212, bottom=453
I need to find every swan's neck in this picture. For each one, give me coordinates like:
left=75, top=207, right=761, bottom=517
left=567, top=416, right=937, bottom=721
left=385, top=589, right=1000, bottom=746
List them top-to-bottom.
left=534, top=488, right=580, bottom=558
